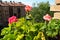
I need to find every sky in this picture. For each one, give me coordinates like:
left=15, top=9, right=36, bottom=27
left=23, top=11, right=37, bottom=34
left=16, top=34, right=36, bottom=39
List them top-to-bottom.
left=2, top=0, right=55, bottom=6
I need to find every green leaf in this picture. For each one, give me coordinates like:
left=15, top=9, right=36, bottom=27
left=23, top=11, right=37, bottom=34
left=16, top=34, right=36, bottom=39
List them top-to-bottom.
left=30, top=26, right=36, bottom=32
left=1, top=27, right=9, bottom=35
left=33, top=32, right=45, bottom=40
left=2, top=34, right=16, bottom=40
left=16, top=34, right=24, bottom=40
left=26, top=35, right=32, bottom=40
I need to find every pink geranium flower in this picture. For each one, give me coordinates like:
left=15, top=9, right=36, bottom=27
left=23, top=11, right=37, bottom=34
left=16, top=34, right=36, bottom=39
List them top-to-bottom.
left=25, top=5, right=32, bottom=12
left=43, top=14, right=51, bottom=21
left=8, top=16, right=17, bottom=24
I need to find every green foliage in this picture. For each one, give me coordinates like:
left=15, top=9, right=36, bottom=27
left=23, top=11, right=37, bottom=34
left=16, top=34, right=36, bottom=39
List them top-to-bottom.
left=0, top=1, right=59, bottom=40
left=30, top=2, right=54, bottom=22
left=0, top=17, right=45, bottom=40
left=1, top=17, right=60, bottom=40
left=46, top=19, right=60, bottom=37
left=1, top=27, right=9, bottom=35
left=33, top=32, right=45, bottom=40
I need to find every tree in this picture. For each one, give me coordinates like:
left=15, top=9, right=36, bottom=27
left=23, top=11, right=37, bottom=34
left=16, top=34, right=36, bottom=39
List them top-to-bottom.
left=30, top=1, right=54, bottom=22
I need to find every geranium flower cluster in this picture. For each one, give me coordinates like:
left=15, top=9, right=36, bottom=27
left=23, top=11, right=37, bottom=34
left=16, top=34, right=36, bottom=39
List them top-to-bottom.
left=25, top=5, right=32, bottom=12
left=43, top=14, right=51, bottom=21
left=8, top=16, right=17, bottom=24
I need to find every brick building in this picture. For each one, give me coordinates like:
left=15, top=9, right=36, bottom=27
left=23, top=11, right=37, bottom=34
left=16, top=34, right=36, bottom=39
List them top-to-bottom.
left=50, top=0, right=60, bottom=19
left=0, top=1, right=26, bottom=26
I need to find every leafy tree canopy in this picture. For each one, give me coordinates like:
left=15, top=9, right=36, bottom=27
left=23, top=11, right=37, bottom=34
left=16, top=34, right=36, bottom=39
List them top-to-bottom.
left=30, top=1, right=54, bottom=22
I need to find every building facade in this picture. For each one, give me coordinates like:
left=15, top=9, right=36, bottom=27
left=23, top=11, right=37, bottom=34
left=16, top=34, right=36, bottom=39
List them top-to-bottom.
left=50, top=0, right=60, bottom=19
left=0, top=1, right=26, bottom=26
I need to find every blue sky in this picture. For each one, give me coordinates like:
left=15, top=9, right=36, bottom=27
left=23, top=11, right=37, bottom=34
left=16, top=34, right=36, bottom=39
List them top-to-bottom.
left=2, top=0, right=55, bottom=6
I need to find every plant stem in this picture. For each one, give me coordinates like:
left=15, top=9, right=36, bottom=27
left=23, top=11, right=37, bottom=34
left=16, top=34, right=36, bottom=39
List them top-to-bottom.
left=9, top=24, right=11, bottom=33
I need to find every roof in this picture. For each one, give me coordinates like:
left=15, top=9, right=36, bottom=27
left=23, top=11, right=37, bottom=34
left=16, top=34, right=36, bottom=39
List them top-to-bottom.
left=0, top=1, right=25, bottom=6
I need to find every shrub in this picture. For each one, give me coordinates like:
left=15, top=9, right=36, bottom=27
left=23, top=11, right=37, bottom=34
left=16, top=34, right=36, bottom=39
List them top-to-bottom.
left=30, top=2, right=54, bottom=22
left=0, top=17, right=46, bottom=40
left=1, top=17, right=60, bottom=40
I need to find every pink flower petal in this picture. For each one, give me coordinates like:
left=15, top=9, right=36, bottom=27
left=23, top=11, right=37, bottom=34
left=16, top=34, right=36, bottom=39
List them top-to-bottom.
left=43, top=14, right=51, bottom=21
